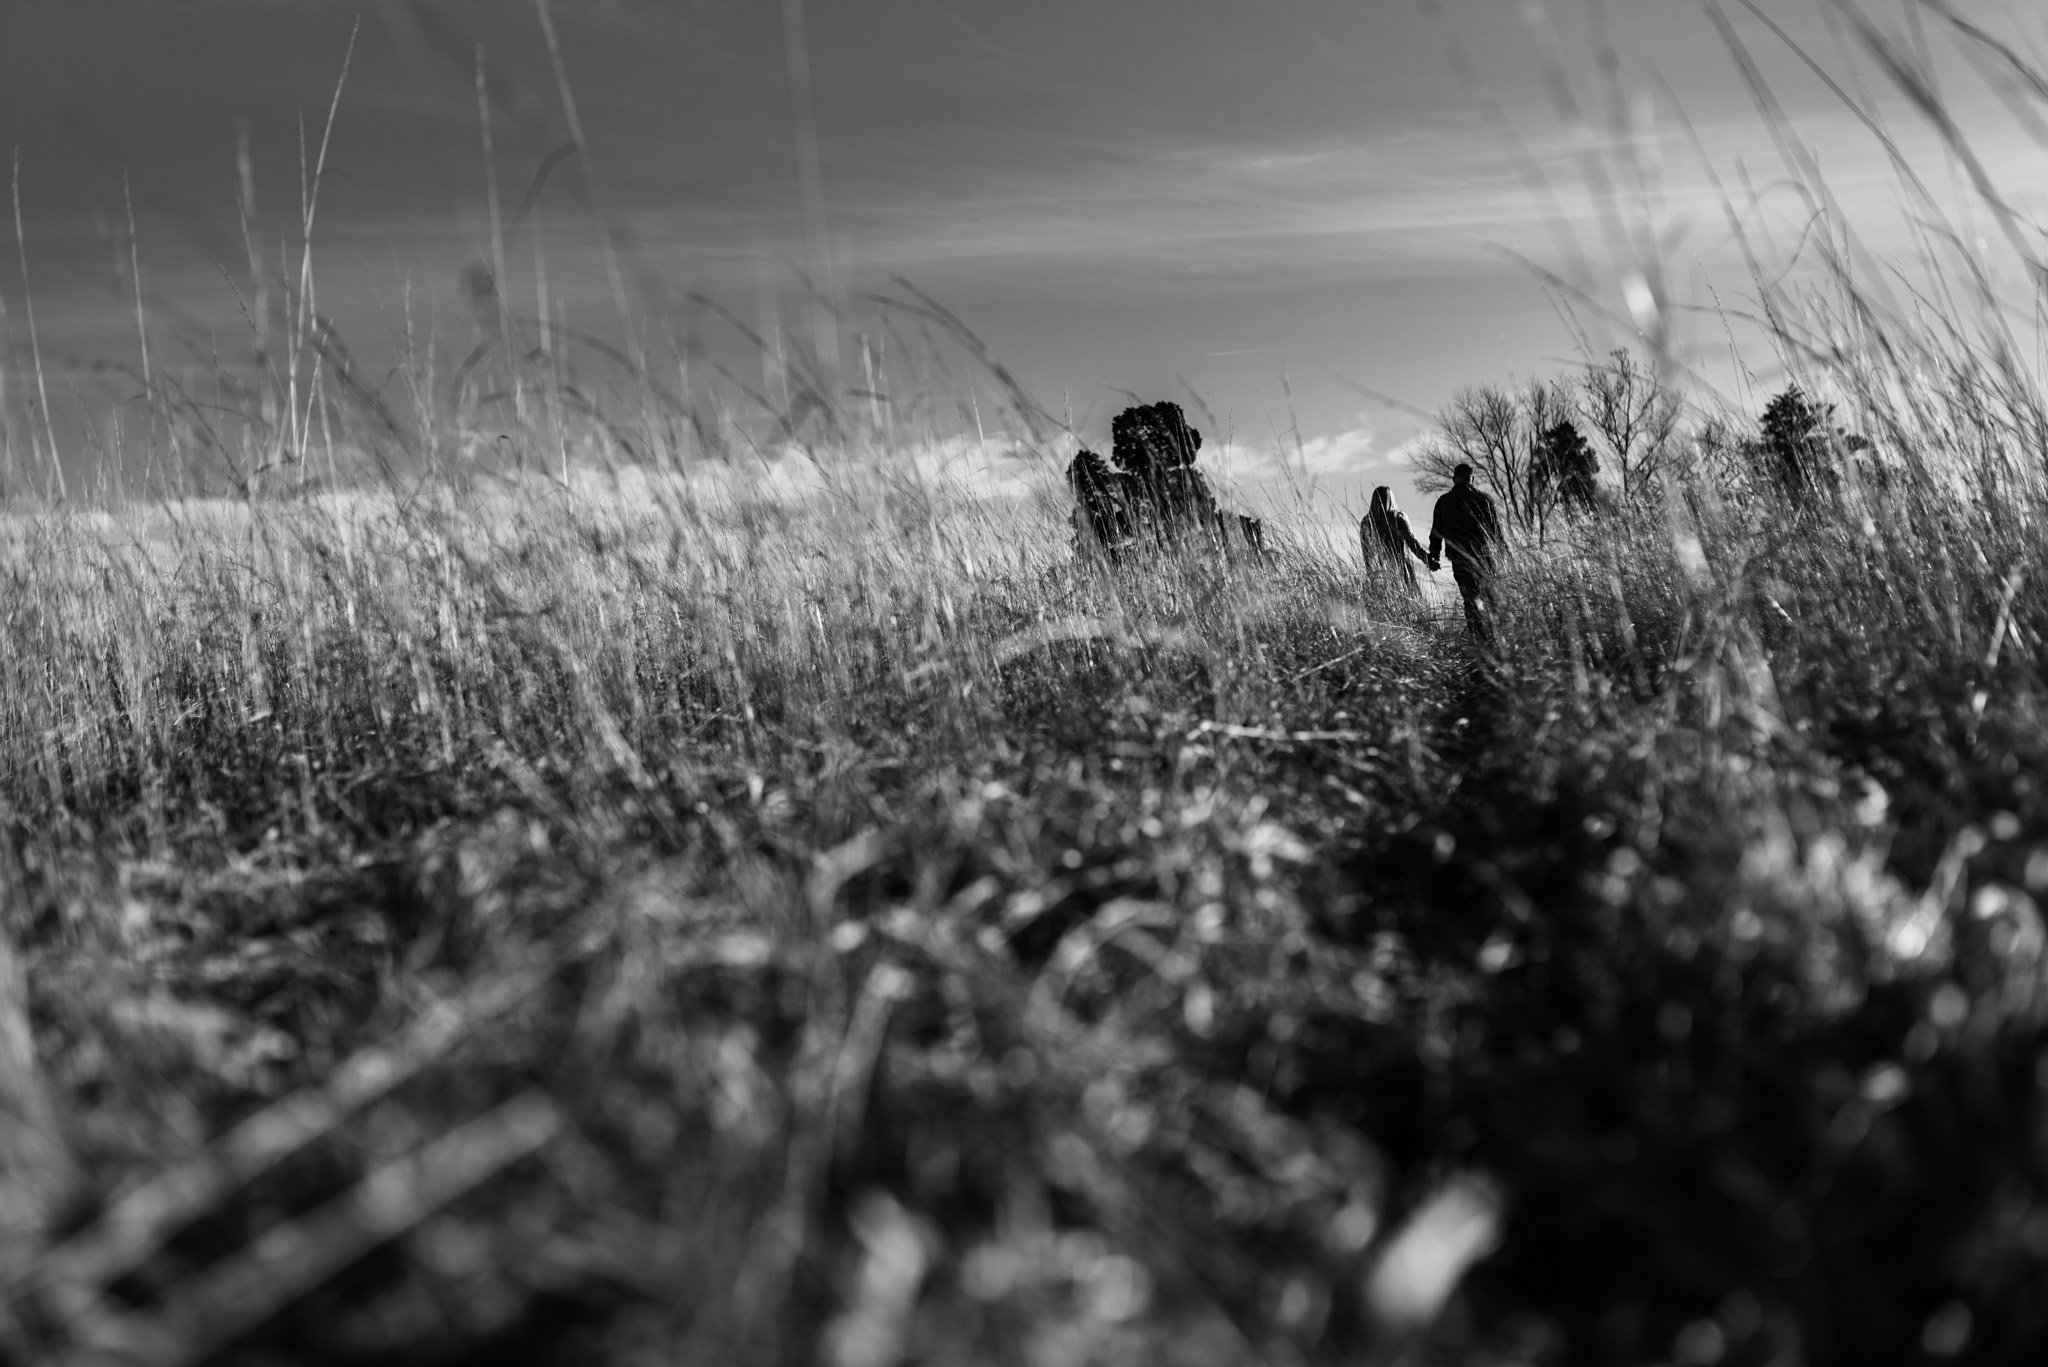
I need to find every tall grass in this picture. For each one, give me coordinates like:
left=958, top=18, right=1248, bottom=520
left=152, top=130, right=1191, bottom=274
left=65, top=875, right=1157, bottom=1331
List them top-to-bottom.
left=7, top=4, right=2048, bottom=1364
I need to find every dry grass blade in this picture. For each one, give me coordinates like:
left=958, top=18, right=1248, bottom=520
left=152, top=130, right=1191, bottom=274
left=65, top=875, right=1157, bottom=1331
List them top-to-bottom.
left=1826, top=0, right=2044, bottom=284
left=10, top=149, right=65, bottom=499
left=990, top=614, right=1132, bottom=666
left=1190, top=720, right=1375, bottom=744
left=807, top=828, right=891, bottom=923
left=0, top=926, right=75, bottom=1272
left=823, top=960, right=913, bottom=1165
left=22, top=966, right=548, bottom=1312
left=59, top=1090, right=563, bottom=1367
left=1364, top=1176, right=1503, bottom=1335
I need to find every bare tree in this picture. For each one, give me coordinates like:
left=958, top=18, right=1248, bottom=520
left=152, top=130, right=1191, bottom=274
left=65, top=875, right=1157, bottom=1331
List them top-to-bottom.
left=1578, top=348, right=1681, bottom=505
left=1413, top=378, right=1572, bottom=537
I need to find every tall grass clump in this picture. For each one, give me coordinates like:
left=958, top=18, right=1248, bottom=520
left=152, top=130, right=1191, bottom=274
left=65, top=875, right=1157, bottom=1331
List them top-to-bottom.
left=5, top=5, right=2048, bottom=1365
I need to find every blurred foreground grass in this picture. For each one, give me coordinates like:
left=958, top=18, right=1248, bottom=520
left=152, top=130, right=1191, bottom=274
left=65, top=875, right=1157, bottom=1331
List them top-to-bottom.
left=12, top=0, right=2048, bottom=1356
left=1, top=427, right=2045, bottom=1365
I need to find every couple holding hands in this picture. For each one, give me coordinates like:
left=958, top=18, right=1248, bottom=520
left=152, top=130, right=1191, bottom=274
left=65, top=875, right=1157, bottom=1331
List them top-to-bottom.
left=1362, top=463, right=1502, bottom=640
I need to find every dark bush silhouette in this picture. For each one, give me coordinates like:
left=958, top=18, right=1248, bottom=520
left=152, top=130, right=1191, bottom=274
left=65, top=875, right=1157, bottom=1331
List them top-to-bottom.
left=1111, top=400, right=1219, bottom=533
left=1070, top=401, right=1263, bottom=561
left=1068, top=446, right=1132, bottom=552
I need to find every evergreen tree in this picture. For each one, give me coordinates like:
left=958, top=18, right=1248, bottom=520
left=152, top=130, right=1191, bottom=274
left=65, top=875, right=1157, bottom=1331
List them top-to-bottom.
left=1759, top=386, right=1834, bottom=500
left=1532, top=418, right=1601, bottom=523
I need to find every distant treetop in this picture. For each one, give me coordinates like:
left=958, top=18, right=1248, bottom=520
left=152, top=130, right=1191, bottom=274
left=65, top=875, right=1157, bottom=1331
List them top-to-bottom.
left=1759, top=385, right=1860, bottom=500
left=1111, top=401, right=1203, bottom=476
left=1532, top=418, right=1601, bottom=518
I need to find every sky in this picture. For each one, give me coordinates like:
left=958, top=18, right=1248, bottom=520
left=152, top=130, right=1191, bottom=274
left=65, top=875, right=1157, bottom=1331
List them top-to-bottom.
left=3, top=0, right=2047, bottom=516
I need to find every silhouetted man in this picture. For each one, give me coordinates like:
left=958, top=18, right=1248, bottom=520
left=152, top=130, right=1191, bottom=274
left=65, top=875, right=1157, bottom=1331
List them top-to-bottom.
left=1428, top=463, right=1503, bottom=639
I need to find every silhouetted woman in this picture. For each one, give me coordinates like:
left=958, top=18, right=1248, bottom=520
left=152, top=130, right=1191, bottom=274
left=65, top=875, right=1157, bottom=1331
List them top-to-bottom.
left=1361, top=486, right=1430, bottom=594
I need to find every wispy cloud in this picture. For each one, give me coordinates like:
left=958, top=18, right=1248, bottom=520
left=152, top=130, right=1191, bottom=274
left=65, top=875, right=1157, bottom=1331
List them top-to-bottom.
left=741, top=100, right=2048, bottom=295
left=1209, top=422, right=1408, bottom=482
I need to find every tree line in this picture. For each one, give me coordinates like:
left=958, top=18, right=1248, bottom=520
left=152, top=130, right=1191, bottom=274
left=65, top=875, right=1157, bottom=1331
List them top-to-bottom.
left=1413, top=349, right=1867, bottom=538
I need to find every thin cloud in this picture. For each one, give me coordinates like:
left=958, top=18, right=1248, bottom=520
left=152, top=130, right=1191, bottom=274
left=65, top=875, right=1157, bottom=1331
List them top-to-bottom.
left=747, top=100, right=2048, bottom=293
left=1217, top=424, right=1387, bottom=480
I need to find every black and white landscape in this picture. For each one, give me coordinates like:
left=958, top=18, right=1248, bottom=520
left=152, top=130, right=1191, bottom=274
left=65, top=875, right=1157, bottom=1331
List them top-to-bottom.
left=4, top=2, right=2048, bottom=1363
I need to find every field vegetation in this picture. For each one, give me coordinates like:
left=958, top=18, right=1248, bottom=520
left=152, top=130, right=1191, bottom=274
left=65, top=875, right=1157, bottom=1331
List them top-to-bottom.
left=6, top=6, right=2048, bottom=1366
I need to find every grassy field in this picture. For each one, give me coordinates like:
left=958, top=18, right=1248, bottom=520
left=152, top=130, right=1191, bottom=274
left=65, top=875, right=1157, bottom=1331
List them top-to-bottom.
left=6, top=6, right=2048, bottom=1359
left=2, top=370, right=2046, bottom=1365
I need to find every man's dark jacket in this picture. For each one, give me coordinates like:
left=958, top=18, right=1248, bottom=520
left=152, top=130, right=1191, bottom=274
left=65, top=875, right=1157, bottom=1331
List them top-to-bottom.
left=1429, top=484, right=1503, bottom=572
